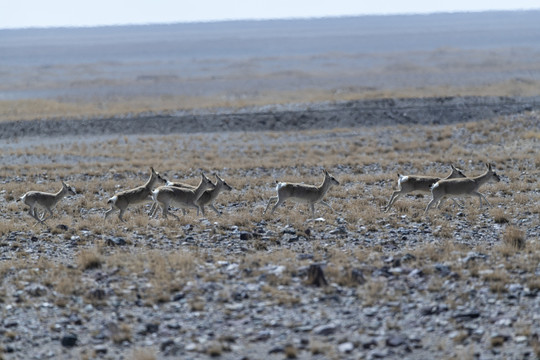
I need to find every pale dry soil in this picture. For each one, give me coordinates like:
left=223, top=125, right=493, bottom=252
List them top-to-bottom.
left=0, top=106, right=539, bottom=360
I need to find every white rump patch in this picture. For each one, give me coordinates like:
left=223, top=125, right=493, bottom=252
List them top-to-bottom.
left=398, top=175, right=409, bottom=186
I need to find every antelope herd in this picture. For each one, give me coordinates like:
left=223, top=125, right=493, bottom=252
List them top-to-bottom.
left=17, top=164, right=501, bottom=223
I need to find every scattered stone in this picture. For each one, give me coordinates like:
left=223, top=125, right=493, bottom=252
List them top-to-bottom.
left=55, top=224, right=68, bottom=231
left=330, top=226, right=347, bottom=235
left=239, top=232, right=252, bottom=240
left=106, top=237, right=126, bottom=246
left=463, top=251, right=488, bottom=263
left=297, top=253, right=314, bottom=261
left=401, top=253, right=417, bottom=263
left=434, top=263, right=451, bottom=277
left=306, top=264, right=328, bottom=287
left=350, top=268, right=366, bottom=284
left=25, top=284, right=48, bottom=297
left=87, top=288, right=106, bottom=301
left=421, top=304, right=448, bottom=316
left=452, top=310, right=481, bottom=321
left=144, top=323, right=159, bottom=334
left=313, top=323, right=338, bottom=336
left=253, top=330, right=272, bottom=341
left=61, top=333, right=78, bottom=347
left=490, top=334, right=510, bottom=347
left=360, top=335, right=378, bottom=349
left=386, top=335, right=407, bottom=347
left=515, top=336, right=528, bottom=343
left=338, top=342, right=354, bottom=353
left=94, top=345, right=108, bottom=354
left=268, top=346, right=284, bottom=354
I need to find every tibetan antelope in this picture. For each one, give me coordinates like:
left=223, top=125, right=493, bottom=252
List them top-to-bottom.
left=425, top=163, right=501, bottom=214
left=384, top=165, right=466, bottom=212
left=104, top=167, right=166, bottom=222
left=264, top=169, right=340, bottom=217
left=150, top=173, right=215, bottom=220
left=196, top=174, right=233, bottom=216
left=18, top=181, right=76, bottom=223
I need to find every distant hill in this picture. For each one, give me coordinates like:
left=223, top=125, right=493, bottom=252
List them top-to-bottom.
left=1, top=10, right=539, bottom=118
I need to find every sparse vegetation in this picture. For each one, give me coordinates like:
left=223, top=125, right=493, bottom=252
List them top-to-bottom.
left=0, top=106, right=538, bottom=359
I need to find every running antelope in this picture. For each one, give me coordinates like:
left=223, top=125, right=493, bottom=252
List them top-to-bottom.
left=425, top=163, right=501, bottom=214
left=384, top=165, right=466, bottom=212
left=104, top=167, right=166, bottom=221
left=264, top=169, right=340, bottom=217
left=150, top=173, right=215, bottom=220
left=150, top=174, right=232, bottom=216
left=196, top=174, right=233, bottom=216
left=18, top=181, right=76, bottom=223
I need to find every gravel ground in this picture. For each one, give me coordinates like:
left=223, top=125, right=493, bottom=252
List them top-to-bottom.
left=1, top=97, right=539, bottom=360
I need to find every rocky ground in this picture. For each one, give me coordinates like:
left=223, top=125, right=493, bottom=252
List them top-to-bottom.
left=2, top=96, right=539, bottom=139
left=1, top=97, right=539, bottom=359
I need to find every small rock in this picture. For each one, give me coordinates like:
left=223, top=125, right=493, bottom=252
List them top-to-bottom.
left=56, top=224, right=69, bottom=231
left=330, top=226, right=347, bottom=235
left=239, top=232, right=252, bottom=240
left=106, top=237, right=126, bottom=246
left=463, top=251, right=488, bottom=263
left=297, top=253, right=314, bottom=261
left=401, top=253, right=417, bottom=263
left=434, top=263, right=451, bottom=277
left=306, top=264, right=328, bottom=287
left=350, top=268, right=366, bottom=284
left=507, top=283, right=523, bottom=293
left=26, top=284, right=48, bottom=297
left=87, top=288, right=106, bottom=301
left=172, top=292, right=185, bottom=301
left=420, top=304, right=448, bottom=316
left=452, top=310, right=481, bottom=321
left=4, top=320, right=18, bottom=328
left=145, top=323, right=159, bottom=334
left=313, top=324, right=338, bottom=336
left=254, top=330, right=272, bottom=341
left=61, top=333, right=78, bottom=347
left=490, top=334, right=510, bottom=347
left=359, top=335, right=378, bottom=349
left=386, top=335, right=407, bottom=347
left=515, top=335, right=528, bottom=343
left=338, top=342, right=354, bottom=353
left=94, top=345, right=108, bottom=354
left=268, top=346, right=284, bottom=354
left=369, top=349, right=389, bottom=359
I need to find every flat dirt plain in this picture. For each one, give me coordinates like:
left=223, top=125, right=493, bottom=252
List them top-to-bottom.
left=1, top=11, right=540, bottom=360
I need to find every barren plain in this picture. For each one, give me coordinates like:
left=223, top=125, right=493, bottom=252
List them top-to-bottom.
left=1, top=10, right=540, bottom=360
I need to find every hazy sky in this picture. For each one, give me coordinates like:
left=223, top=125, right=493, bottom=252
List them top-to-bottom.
left=1, top=0, right=539, bottom=29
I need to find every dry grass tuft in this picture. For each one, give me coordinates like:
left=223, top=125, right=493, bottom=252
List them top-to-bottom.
left=491, top=208, right=510, bottom=224
left=503, top=226, right=526, bottom=250
left=77, top=248, right=103, bottom=270
left=111, top=323, right=132, bottom=344
left=130, top=347, right=156, bottom=360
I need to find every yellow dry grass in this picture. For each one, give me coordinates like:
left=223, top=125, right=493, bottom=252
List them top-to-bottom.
left=2, top=79, right=540, bottom=122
